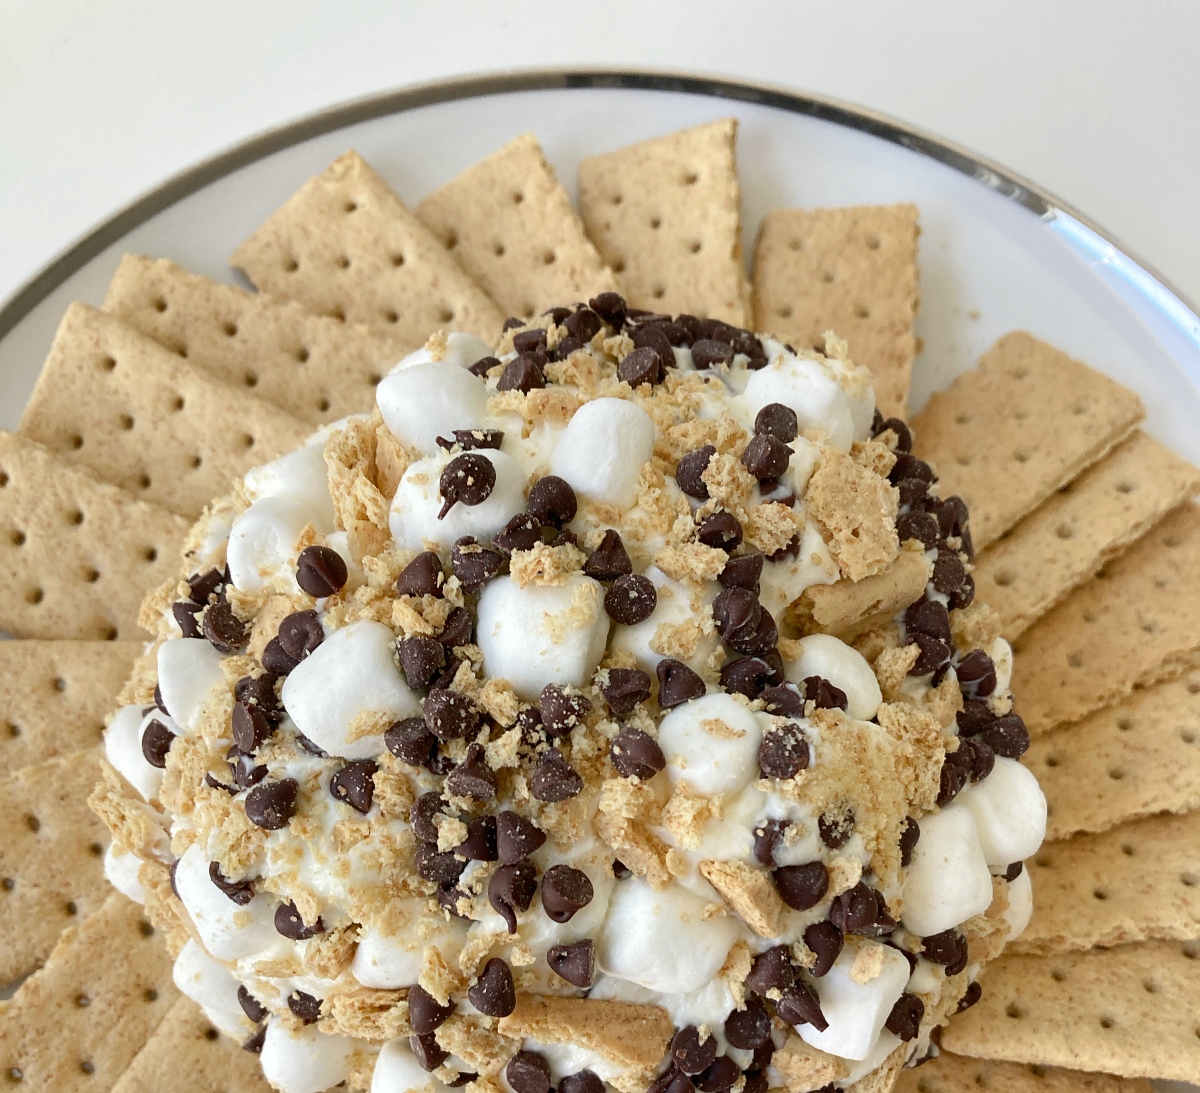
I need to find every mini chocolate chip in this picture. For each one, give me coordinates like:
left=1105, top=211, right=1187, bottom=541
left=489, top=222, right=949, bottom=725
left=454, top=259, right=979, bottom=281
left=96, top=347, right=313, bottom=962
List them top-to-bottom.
left=588, top=291, right=627, bottom=329
left=564, top=307, right=603, bottom=342
left=632, top=323, right=675, bottom=369
left=513, top=328, right=547, bottom=353
left=691, top=339, right=735, bottom=370
left=618, top=345, right=666, bottom=387
left=498, top=353, right=547, bottom=393
left=469, top=355, right=501, bottom=377
left=754, top=403, right=799, bottom=443
left=875, top=417, right=913, bottom=453
left=439, top=428, right=505, bottom=452
left=741, top=434, right=791, bottom=480
left=675, top=445, right=716, bottom=499
left=439, top=453, right=496, bottom=518
left=889, top=453, right=935, bottom=485
left=523, top=477, right=577, bottom=529
left=897, top=477, right=931, bottom=509
left=897, top=510, right=941, bottom=548
left=494, top=512, right=542, bottom=554
left=697, top=512, right=742, bottom=552
left=583, top=529, right=633, bottom=579
left=765, top=531, right=801, bottom=562
left=450, top=536, right=504, bottom=591
left=296, top=545, right=348, bottom=597
left=932, top=549, right=967, bottom=596
left=397, top=551, right=445, bottom=597
left=719, top=552, right=764, bottom=593
left=188, top=567, right=227, bottom=603
left=951, top=572, right=976, bottom=609
left=604, top=573, right=657, bottom=625
left=712, top=585, right=760, bottom=641
left=906, top=599, right=953, bottom=644
left=202, top=600, right=245, bottom=653
left=172, top=601, right=202, bottom=638
left=438, top=606, right=473, bottom=648
left=725, top=608, right=778, bottom=658
left=278, top=610, right=324, bottom=662
left=908, top=632, right=952, bottom=676
left=396, top=635, right=446, bottom=689
left=261, top=636, right=299, bottom=676
left=956, top=649, right=997, bottom=699
left=720, top=655, right=780, bottom=699
left=656, top=658, right=706, bottom=708
left=600, top=667, right=652, bottom=717
left=235, top=673, right=283, bottom=721
left=801, top=675, right=849, bottom=712
left=760, top=682, right=806, bottom=717
left=540, top=684, right=591, bottom=738
left=424, top=688, right=481, bottom=740
left=957, top=699, right=996, bottom=737
left=231, top=701, right=271, bottom=754
left=981, top=713, right=1030, bottom=758
left=386, top=717, right=436, bottom=767
left=141, top=719, right=174, bottom=768
left=758, top=723, right=809, bottom=779
left=610, top=726, right=666, bottom=780
left=961, top=735, right=996, bottom=782
left=446, top=743, right=498, bottom=801
left=937, top=745, right=974, bottom=805
left=530, top=748, right=584, bottom=802
left=230, top=752, right=267, bottom=788
left=330, top=759, right=377, bottom=813
left=245, top=778, right=299, bottom=830
left=410, top=791, right=446, bottom=843
left=818, top=808, right=854, bottom=849
left=496, top=810, right=546, bottom=865
left=455, top=815, right=498, bottom=862
left=753, top=817, right=788, bottom=865
left=899, top=818, right=921, bottom=867
left=415, top=842, right=468, bottom=885
left=612, top=859, right=631, bottom=878
left=208, top=860, right=254, bottom=905
left=1004, top=860, right=1025, bottom=882
left=489, top=861, right=538, bottom=932
left=774, top=862, right=829, bottom=911
left=541, top=864, right=594, bottom=923
left=830, top=882, right=885, bottom=935
left=438, top=884, right=472, bottom=918
left=274, top=900, right=324, bottom=940
left=804, top=920, right=844, bottom=977
left=922, top=929, right=969, bottom=975
left=746, top=944, right=796, bottom=994
left=468, top=956, right=517, bottom=1017
left=956, top=980, right=983, bottom=1012
left=776, top=981, right=828, bottom=1031
left=408, top=983, right=456, bottom=1034
left=238, top=985, right=267, bottom=1024
left=288, top=990, right=321, bottom=1024
left=886, top=992, right=925, bottom=1041
left=724, top=997, right=772, bottom=1049
left=672, top=1026, right=718, bottom=1075
left=244, top=1027, right=266, bottom=1054
left=411, top=1031, right=448, bottom=1071
left=506, top=1051, right=551, bottom=1093
left=696, top=1057, right=740, bottom=1093
left=561, top=1071, right=605, bottom=1093
left=741, top=1072, right=768, bottom=1093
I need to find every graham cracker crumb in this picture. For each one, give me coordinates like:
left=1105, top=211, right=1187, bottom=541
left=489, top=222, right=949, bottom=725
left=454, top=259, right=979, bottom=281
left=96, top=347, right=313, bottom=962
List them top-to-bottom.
left=851, top=439, right=897, bottom=479
left=805, top=447, right=900, bottom=581
left=701, top=452, right=757, bottom=513
left=744, top=501, right=802, bottom=557
left=509, top=541, right=586, bottom=587
left=654, top=541, right=728, bottom=584
left=951, top=601, right=1002, bottom=650
left=873, top=643, right=921, bottom=702
left=874, top=702, right=944, bottom=814
left=662, top=784, right=714, bottom=849
left=699, top=859, right=784, bottom=938
left=304, top=925, right=359, bottom=979
left=849, top=940, right=886, bottom=984
left=419, top=945, right=462, bottom=1006
left=320, top=988, right=411, bottom=1043
left=436, top=1015, right=520, bottom=1079
left=772, top=1032, right=849, bottom=1090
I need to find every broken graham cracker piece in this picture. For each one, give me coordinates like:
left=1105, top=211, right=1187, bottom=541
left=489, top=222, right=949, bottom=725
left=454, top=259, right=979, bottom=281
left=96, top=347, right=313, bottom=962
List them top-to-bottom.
left=578, top=118, right=750, bottom=325
left=417, top=133, right=616, bottom=320
left=231, top=150, right=504, bottom=345
left=752, top=204, right=919, bottom=418
left=103, top=254, right=397, bottom=426
left=19, top=303, right=310, bottom=519
left=912, top=332, right=1145, bottom=550
left=973, top=431, right=1200, bottom=639
left=0, top=432, right=187, bottom=640
left=804, top=446, right=899, bottom=581
left=1011, top=502, right=1200, bottom=734
left=0, top=640, right=138, bottom=776
left=1027, top=669, right=1200, bottom=840
left=1014, top=809, right=1200, bottom=955
left=699, top=858, right=785, bottom=937
left=0, top=892, right=178, bottom=1092
left=941, top=939, right=1200, bottom=1081
left=111, top=996, right=274, bottom=1093
left=771, top=1031, right=849, bottom=1090
left=893, top=1051, right=1154, bottom=1093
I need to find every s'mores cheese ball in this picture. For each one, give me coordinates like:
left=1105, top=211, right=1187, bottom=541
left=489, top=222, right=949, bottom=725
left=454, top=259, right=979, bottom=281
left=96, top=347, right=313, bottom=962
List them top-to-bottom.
left=102, top=294, right=1045, bottom=1093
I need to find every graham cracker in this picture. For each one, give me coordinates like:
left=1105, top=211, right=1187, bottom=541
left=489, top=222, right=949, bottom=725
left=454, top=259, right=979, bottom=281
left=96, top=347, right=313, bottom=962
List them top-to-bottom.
left=577, top=118, right=750, bottom=324
left=417, top=133, right=616, bottom=320
left=231, top=150, right=504, bottom=345
left=751, top=204, right=919, bottom=418
left=103, top=254, right=396, bottom=426
left=19, top=303, right=310, bottom=519
left=911, top=332, right=1145, bottom=550
left=0, top=431, right=187, bottom=640
left=974, top=432, right=1200, bottom=639
left=1011, top=503, right=1200, bottom=733
left=0, top=641, right=139, bottom=776
left=1027, top=670, right=1200, bottom=840
left=0, top=747, right=109, bottom=985
left=1014, top=809, right=1200, bottom=955
left=0, top=892, right=178, bottom=1090
left=941, top=939, right=1200, bottom=1081
left=111, top=996, right=274, bottom=1093
left=893, top=1051, right=1153, bottom=1093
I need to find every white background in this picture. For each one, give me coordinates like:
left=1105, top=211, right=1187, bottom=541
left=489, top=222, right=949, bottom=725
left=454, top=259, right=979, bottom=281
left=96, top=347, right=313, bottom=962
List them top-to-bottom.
left=3, top=0, right=1199, bottom=308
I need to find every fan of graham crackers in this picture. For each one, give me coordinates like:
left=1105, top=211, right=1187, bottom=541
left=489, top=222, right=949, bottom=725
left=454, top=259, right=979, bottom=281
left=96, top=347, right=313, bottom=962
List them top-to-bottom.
left=0, top=118, right=1197, bottom=1093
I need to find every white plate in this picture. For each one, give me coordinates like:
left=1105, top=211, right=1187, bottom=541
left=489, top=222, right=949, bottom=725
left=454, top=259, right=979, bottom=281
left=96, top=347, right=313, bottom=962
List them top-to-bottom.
left=2, top=70, right=1199, bottom=460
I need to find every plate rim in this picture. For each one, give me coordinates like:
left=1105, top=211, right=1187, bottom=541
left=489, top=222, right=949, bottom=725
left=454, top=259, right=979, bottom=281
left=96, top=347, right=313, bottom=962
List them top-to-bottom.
left=2, top=65, right=1197, bottom=346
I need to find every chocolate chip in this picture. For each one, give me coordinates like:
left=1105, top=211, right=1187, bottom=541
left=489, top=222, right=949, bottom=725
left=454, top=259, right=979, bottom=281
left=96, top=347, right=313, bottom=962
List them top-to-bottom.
left=589, top=292, right=627, bottom=330
left=565, top=307, right=603, bottom=342
left=632, top=322, right=675, bottom=368
left=513, top=328, right=547, bottom=353
left=691, top=339, right=735, bottom=370
left=618, top=345, right=666, bottom=387
left=498, top=353, right=547, bottom=393
left=469, top=355, right=501, bottom=377
left=754, top=403, right=799, bottom=443
left=875, top=416, right=913, bottom=453
left=438, top=428, right=505, bottom=452
left=742, top=434, right=791, bottom=480
left=675, top=445, right=716, bottom=499
left=439, top=452, right=496, bottom=518
left=889, top=454, right=935, bottom=485
left=521, top=477, right=577, bottom=531
left=897, top=477, right=930, bottom=509
left=938, top=495, right=973, bottom=556
left=897, top=510, right=941, bottom=549
left=494, top=512, right=542, bottom=554
left=697, top=512, right=742, bottom=552
left=583, top=529, right=633, bottom=580
left=765, top=531, right=801, bottom=562
left=450, top=536, right=504, bottom=591
left=295, top=545, right=348, bottom=598
left=932, top=550, right=967, bottom=597
left=397, top=551, right=445, bottom=597
left=718, top=553, right=764, bottom=596
left=188, top=566, right=227, bottom=603
left=951, top=572, right=976, bottom=609
left=604, top=573, right=657, bottom=625
left=713, top=586, right=760, bottom=643
left=906, top=599, right=953, bottom=644
left=202, top=600, right=245, bottom=654
left=172, top=601, right=201, bottom=638
left=438, top=606, right=473, bottom=648
left=278, top=610, right=324, bottom=662
left=908, top=632, right=952, bottom=676
left=396, top=635, right=445, bottom=690
left=261, top=636, right=299, bottom=676
left=956, top=650, right=997, bottom=699
left=720, top=655, right=780, bottom=699
left=656, top=658, right=706, bottom=708
left=590, top=671, right=647, bottom=723
left=235, top=673, right=283, bottom=722
left=801, top=675, right=849, bottom=712
left=759, top=683, right=805, bottom=717
left=540, top=684, right=591, bottom=738
left=424, top=688, right=481, bottom=740
left=957, top=699, right=996, bottom=737
left=228, top=702, right=268, bottom=756
left=981, top=714, right=1030, bottom=759
left=385, top=717, right=436, bottom=767
left=140, top=718, right=174, bottom=768
left=758, top=723, right=809, bottom=779
left=610, top=726, right=666, bottom=780
left=961, top=735, right=996, bottom=783
left=444, top=743, right=497, bottom=801
left=937, top=745, right=974, bottom=806
left=530, top=748, right=584, bottom=802
left=230, top=751, right=267, bottom=788
left=330, top=759, right=376, bottom=813
left=245, top=778, right=299, bottom=830
left=410, top=791, right=446, bottom=843
left=818, top=808, right=855, bottom=849
left=496, top=810, right=546, bottom=865
left=445, top=816, right=495, bottom=865
left=752, top=817, right=788, bottom=865
left=899, top=818, right=921, bottom=867
left=415, top=842, right=468, bottom=885
left=208, top=860, right=254, bottom=905
left=489, top=860, right=538, bottom=932
left=774, top=861, right=830, bottom=912
left=1004, top=861, right=1024, bottom=882
left=541, top=864, right=594, bottom=923
left=830, top=882, right=890, bottom=935
left=274, top=900, right=323, bottom=940
left=804, top=920, right=844, bottom=977
left=921, top=929, right=969, bottom=975
left=746, top=945, right=796, bottom=994
left=469, top=956, right=517, bottom=1017
left=956, top=980, right=983, bottom=1012
left=776, top=981, right=828, bottom=1031
left=408, top=983, right=456, bottom=1034
left=238, top=985, right=267, bottom=1024
left=288, top=991, right=321, bottom=1024
left=885, top=992, right=924, bottom=1041
left=724, top=997, right=772, bottom=1049
left=242, top=1020, right=265, bottom=1053
left=672, top=1027, right=718, bottom=1075
left=411, top=1031, right=448, bottom=1071
left=750, top=1040, right=775, bottom=1073
left=506, top=1051, right=551, bottom=1093
left=696, top=1057, right=740, bottom=1093
left=561, top=1071, right=604, bottom=1093
left=741, top=1072, right=768, bottom=1093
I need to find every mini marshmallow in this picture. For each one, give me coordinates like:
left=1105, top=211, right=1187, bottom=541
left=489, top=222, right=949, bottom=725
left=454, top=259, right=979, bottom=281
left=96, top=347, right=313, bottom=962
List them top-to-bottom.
left=389, top=332, right=493, bottom=375
left=739, top=354, right=855, bottom=452
left=821, top=354, right=877, bottom=443
left=376, top=360, right=488, bottom=455
left=549, top=397, right=656, bottom=507
left=243, top=441, right=336, bottom=530
left=389, top=449, right=527, bottom=553
left=228, top=496, right=325, bottom=593
left=323, top=530, right=363, bottom=592
left=609, top=568, right=718, bottom=675
left=476, top=574, right=610, bottom=699
left=282, top=620, right=420, bottom=760
left=785, top=633, right=882, bottom=721
left=988, top=637, right=1014, bottom=694
left=157, top=638, right=225, bottom=733
left=657, top=693, right=764, bottom=796
left=104, top=705, right=165, bottom=802
left=959, top=757, right=1048, bottom=868
left=688, top=785, right=765, bottom=863
left=900, top=803, right=994, bottom=937
left=103, top=843, right=145, bottom=903
left=174, top=845, right=277, bottom=961
left=1003, top=866, right=1034, bottom=940
left=596, top=877, right=740, bottom=995
left=352, top=904, right=468, bottom=989
left=173, top=937, right=243, bottom=1014
left=798, top=944, right=909, bottom=1061
left=260, top=1019, right=355, bottom=1093
left=842, top=1030, right=901, bottom=1085
left=372, top=1039, right=453, bottom=1093
left=523, top=1039, right=623, bottom=1085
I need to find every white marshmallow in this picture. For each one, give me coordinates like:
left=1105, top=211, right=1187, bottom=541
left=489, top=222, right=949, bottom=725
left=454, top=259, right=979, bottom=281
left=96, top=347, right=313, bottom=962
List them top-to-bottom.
left=390, top=332, right=493, bottom=375
left=739, top=354, right=855, bottom=452
left=821, top=354, right=877, bottom=443
left=376, top=360, right=489, bottom=455
left=549, top=398, right=656, bottom=507
left=787, top=436, right=822, bottom=494
left=243, top=442, right=336, bottom=530
left=389, top=449, right=527, bottom=553
left=228, top=496, right=325, bottom=593
left=757, top=521, right=838, bottom=622
left=323, top=530, right=363, bottom=592
left=609, top=568, right=718, bottom=675
left=476, top=574, right=610, bottom=699
left=282, top=620, right=420, bottom=760
left=784, top=634, right=882, bottom=721
left=988, top=637, right=1014, bottom=694
left=157, top=638, right=225, bottom=733
left=657, top=693, right=764, bottom=796
left=104, top=705, right=164, bottom=802
left=959, top=757, right=1047, bottom=868
left=688, top=785, right=765, bottom=863
left=900, top=803, right=994, bottom=937
left=103, top=843, right=145, bottom=903
left=173, top=844, right=277, bottom=961
left=1003, top=866, right=1034, bottom=940
left=596, top=877, right=740, bottom=994
left=352, top=906, right=468, bottom=989
left=173, top=937, right=243, bottom=1014
left=798, top=944, right=909, bottom=1061
left=260, top=1019, right=355, bottom=1093
left=842, top=1030, right=901, bottom=1085
left=373, top=1039, right=453, bottom=1093
left=523, top=1039, right=623, bottom=1085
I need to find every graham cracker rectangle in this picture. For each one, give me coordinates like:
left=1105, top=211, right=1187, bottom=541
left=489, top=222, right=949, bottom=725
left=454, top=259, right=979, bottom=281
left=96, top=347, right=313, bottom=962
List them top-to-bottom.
left=577, top=118, right=750, bottom=325
left=417, top=133, right=616, bottom=321
left=231, top=150, right=504, bottom=345
left=752, top=204, right=919, bottom=418
left=103, top=254, right=397, bottom=426
left=19, top=303, right=310, bottom=519
left=911, top=332, right=1145, bottom=550
left=0, top=432, right=187, bottom=640
left=975, top=432, right=1200, bottom=639
left=1011, top=502, right=1200, bottom=733
left=0, top=640, right=139, bottom=776
left=1027, top=669, right=1200, bottom=840
left=0, top=747, right=110, bottom=986
left=1014, top=809, right=1200, bottom=955
left=0, top=892, right=178, bottom=1091
left=941, top=939, right=1200, bottom=1081
left=111, top=996, right=273, bottom=1093
left=893, top=1051, right=1153, bottom=1093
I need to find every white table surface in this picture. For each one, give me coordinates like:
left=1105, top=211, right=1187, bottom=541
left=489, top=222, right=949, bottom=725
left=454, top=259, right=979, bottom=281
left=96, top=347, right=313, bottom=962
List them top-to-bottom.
left=3, top=0, right=1199, bottom=311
